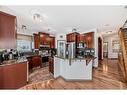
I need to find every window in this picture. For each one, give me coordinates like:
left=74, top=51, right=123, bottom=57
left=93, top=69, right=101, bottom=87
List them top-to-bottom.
left=17, top=40, right=32, bottom=51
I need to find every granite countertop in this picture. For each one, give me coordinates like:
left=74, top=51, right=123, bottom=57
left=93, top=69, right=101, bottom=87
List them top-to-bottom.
left=25, top=54, right=50, bottom=58
left=25, top=54, right=41, bottom=58
left=54, top=55, right=96, bottom=60
left=54, top=56, right=96, bottom=65
left=0, top=58, right=28, bottom=67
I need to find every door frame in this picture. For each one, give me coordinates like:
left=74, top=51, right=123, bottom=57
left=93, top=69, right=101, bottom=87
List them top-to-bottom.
left=98, top=37, right=103, bottom=60
left=103, top=42, right=108, bottom=58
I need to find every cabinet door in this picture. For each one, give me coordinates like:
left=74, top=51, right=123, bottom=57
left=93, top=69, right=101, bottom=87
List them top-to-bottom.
left=0, top=12, right=16, bottom=49
left=84, top=32, right=94, bottom=48
left=39, top=33, right=49, bottom=45
left=34, top=34, right=40, bottom=49
left=39, top=34, right=44, bottom=45
left=67, top=34, right=70, bottom=42
left=77, top=34, right=80, bottom=43
left=80, top=34, right=85, bottom=42
left=46, top=36, right=51, bottom=45
left=50, top=37, right=55, bottom=48
left=52, top=37, right=55, bottom=48
left=49, top=57, right=54, bottom=74
left=0, top=67, right=3, bottom=88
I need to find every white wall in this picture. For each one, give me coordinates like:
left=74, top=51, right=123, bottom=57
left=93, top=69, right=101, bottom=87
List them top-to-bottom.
left=103, top=33, right=119, bottom=59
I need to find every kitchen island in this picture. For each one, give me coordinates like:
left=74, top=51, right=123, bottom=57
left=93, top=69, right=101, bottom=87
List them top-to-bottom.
left=54, top=56, right=96, bottom=80
left=0, top=59, right=28, bottom=89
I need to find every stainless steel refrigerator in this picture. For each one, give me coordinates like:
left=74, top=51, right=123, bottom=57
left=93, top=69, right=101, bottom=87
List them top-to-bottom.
left=57, top=41, right=75, bottom=59
left=66, top=42, right=76, bottom=59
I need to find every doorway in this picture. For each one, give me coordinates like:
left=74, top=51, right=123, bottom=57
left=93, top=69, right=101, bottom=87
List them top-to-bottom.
left=98, top=37, right=102, bottom=60
left=103, top=42, right=108, bottom=58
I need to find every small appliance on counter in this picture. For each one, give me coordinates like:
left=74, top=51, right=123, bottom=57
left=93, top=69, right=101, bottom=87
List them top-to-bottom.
left=77, top=42, right=86, bottom=49
left=50, top=48, right=57, bottom=57
left=76, top=48, right=95, bottom=58
left=84, top=48, right=95, bottom=57
left=9, top=49, right=13, bottom=60
left=3, top=50, right=9, bottom=60
left=0, top=52, right=4, bottom=64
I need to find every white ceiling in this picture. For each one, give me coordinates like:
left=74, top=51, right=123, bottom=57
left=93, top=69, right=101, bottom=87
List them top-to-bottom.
left=0, top=6, right=127, bottom=36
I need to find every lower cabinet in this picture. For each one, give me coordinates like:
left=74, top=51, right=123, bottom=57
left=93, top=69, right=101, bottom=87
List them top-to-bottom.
left=27, top=55, right=42, bottom=71
left=49, top=57, right=54, bottom=75
left=0, top=62, right=28, bottom=89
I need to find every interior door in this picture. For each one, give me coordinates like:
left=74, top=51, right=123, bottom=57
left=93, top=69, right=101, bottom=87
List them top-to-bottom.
left=98, top=37, right=102, bottom=60
left=103, top=42, right=108, bottom=58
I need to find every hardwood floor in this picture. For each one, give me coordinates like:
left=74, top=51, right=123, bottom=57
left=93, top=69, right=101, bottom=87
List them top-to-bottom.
left=20, top=59, right=127, bottom=89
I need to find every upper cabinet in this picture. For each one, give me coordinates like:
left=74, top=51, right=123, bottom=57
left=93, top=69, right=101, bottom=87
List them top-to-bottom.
left=0, top=11, right=16, bottom=49
left=33, top=32, right=55, bottom=49
left=39, top=32, right=50, bottom=45
left=66, top=32, right=80, bottom=42
left=66, top=32, right=94, bottom=48
left=83, top=32, right=94, bottom=48
left=33, top=33, right=40, bottom=49
left=78, top=34, right=86, bottom=43
left=50, top=36, right=55, bottom=48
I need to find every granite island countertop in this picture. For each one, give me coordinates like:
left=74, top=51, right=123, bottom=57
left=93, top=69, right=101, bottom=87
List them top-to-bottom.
left=25, top=54, right=50, bottom=58
left=54, top=55, right=96, bottom=60
left=54, top=55, right=97, bottom=65
left=0, top=58, right=28, bottom=67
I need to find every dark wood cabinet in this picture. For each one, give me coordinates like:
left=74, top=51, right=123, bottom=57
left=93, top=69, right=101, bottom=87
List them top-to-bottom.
left=0, top=11, right=16, bottom=49
left=33, top=32, right=55, bottom=49
left=39, top=32, right=49, bottom=45
left=66, top=32, right=80, bottom=42
left=66, top=32, right=94, bottom=48
left=83, top=32, right=94, bottom=48
left=33, top=33, right=40, bottom=49
left=79, top=34, right=86, bottom=43
left=50, top=36, right=55, bottom=48
left=27, top=55, right=42, bottom=71
left=31, top=56, right=42, bottom=68
left=49, top=57, right=54, bottom=74
left=0, top=62, right=27, bottom=89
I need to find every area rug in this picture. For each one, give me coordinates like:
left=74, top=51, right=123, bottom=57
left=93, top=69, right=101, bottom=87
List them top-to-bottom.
left=28, top=66, right=54, bottom=84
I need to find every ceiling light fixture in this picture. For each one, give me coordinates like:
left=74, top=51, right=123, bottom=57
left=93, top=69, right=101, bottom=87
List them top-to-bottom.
left=33, top=13, right=42, bottom=22
left=21, top=25, right=27, bottom=30
left=72, top=28, right=77, bottom=32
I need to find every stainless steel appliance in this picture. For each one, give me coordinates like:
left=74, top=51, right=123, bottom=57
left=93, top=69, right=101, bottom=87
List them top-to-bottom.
left=57, top=40, right=66, bottom=58
left=57, top=41, right=76, bottom=59
left=66, top=42, right=76, bottom=59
